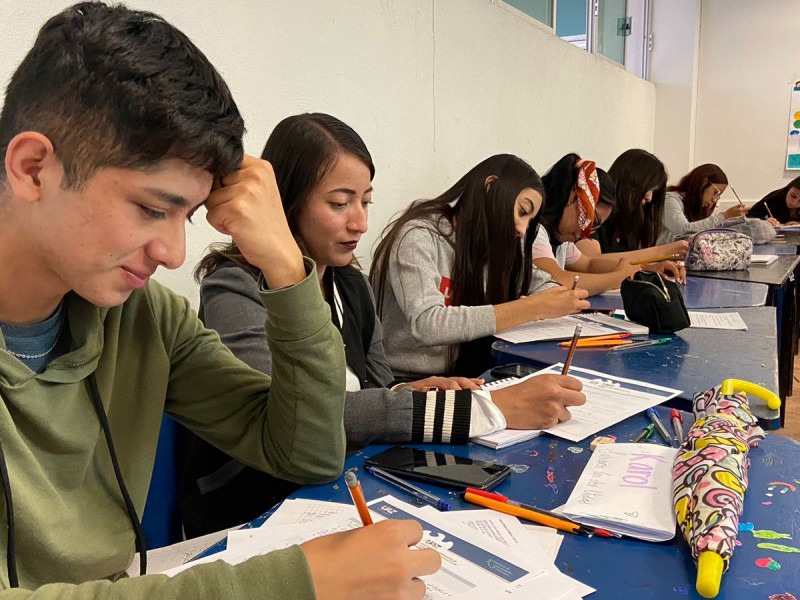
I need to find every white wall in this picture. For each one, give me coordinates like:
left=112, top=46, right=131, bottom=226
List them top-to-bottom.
left=0, top=0, right=655, bottom=307
left=650, top=0, right=701, bottom=180
left=693, top=0, right=800, bottom=203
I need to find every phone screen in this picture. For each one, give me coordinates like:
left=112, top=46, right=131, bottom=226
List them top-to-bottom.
left=364, top=446, right=512, bottom=490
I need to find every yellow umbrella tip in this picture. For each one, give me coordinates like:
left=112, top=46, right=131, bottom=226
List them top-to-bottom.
left=696, top=551, right=724, bottom=598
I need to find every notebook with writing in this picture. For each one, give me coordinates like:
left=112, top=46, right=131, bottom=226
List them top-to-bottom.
left=559, top=443, right=678, bottom=542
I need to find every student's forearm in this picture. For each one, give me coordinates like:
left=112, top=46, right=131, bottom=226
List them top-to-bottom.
left=570, top=272, right=626, bottom=296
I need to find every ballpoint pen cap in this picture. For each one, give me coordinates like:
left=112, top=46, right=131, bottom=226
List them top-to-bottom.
left=670, top=408, right=683, bottom=423
left=436, top=499, right=453, bottom=511
left=696, top=551, right=724, bottom=598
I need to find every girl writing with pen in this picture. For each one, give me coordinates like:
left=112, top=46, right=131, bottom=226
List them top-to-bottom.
left=180, top=114, right=587, bottom=536
left=532, top=153, right=641, bottom=296
left=370, top=154, right=590, bottom=379
left=657, top=163, right=748, bottom=244
left=748, top=174, right=800, bottom=226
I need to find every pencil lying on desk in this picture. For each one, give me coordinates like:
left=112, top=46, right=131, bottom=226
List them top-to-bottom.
left=629, top=254, right=680, bottom=266
left=557, top=333, right=632, bottom=345
left=563, top=340, right=632, bottom=348
left=462, top=491, right=615, bottom=538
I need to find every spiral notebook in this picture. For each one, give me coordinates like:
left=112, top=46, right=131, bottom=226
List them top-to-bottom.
left=472, top=374, right=541, bottom=449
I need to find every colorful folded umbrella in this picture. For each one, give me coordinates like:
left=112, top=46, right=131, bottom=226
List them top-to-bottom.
left=672, top=379, right=779, bottom=598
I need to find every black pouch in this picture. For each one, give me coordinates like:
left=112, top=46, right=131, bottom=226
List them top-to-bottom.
left=620, top=271, right=690, bottom=333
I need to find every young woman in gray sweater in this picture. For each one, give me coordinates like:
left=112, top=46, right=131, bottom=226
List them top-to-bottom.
left=181, top=115, right=587, bottom=536
left=370, top=154, right=591, bottom=379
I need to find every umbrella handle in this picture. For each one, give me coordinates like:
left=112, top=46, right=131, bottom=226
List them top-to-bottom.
left=719, top=379, right=781, bottom=410
left=696, top=551, right=724, bottom=598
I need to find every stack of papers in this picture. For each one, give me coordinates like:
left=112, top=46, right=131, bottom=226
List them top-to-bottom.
left=750, top=254, right=778, bottom=265
left=495, top=313, right=647, bottom=344
left=559, top=443, right=679, bottom=542
left=159, top=496, right=595, bottom=599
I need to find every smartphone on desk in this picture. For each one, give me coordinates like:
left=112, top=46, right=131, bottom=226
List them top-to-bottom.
left=489, top=363, right=539, bottom=379
left=364, top=446, right=512, bottom=491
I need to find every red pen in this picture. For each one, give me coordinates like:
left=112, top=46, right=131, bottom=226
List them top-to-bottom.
left=670, top=408, right=685, bottom=447
left=464, top=488, right=617, bottom=538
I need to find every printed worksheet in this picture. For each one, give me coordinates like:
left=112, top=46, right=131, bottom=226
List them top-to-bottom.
left=688, top=311, right=747, bottom=330
left=495, top=313, right=647, bottom=344
left=538, top=364, right=681, bottom=442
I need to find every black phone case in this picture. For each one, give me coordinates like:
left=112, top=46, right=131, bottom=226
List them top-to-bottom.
left=364, top=446, right=512, bottom=490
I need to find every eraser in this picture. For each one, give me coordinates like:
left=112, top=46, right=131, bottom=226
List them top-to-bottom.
left=590, top=436, right=616, bottom=451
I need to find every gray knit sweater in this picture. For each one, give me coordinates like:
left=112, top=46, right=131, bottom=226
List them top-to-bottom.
left=657, top=191, right=726, bottom=244
left=377, top=218, right=556, bottom=378
left=201, top=264, right=472, bottom=446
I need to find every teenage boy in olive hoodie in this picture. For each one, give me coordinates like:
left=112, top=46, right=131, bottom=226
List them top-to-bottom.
left=0, top=2, right=440, bottom=599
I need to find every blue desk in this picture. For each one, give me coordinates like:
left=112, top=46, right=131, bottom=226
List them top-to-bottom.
left=753, top=243, right=796, bottom=256
left=687, top=256, right=799, bottom=418
left=588, top=278, right=768, bottom=312
left=492, top=307, right=780, bottom=428
left=202, top=415, right=800, bottom=600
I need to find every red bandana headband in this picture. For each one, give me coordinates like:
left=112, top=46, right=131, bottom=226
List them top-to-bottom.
left=575, top=159, right=599, bottom=237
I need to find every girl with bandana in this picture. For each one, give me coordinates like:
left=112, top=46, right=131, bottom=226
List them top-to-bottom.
left=533, top=153, right=641, bottom=296
left=371, top=154, right=590, bottom=379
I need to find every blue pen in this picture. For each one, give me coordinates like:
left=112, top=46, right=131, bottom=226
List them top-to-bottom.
left=609, top=337, right=672, bottom=352
left=645, top=408, right=672, bottom=444
left=366, top=466, right=453, bottom=511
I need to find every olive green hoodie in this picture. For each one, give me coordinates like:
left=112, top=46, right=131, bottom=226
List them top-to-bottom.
left=0, top=262, right=345, bottom=598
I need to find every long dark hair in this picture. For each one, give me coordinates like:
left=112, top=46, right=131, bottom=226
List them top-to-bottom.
left=195, top=113, right=374, bottom=281
left=607, top=149, right=667, bottom=250
left=541, top=153, right=581, bottom=248
left=370, top=154, right=543, bottom=373
left=667, top=163, right=728, bottom=221
left=760, top=174, right=800, bottom=207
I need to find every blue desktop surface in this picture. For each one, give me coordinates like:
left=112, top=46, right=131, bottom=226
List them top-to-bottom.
left=588, top=277, right=768, bottom=312
left=492, top=307, right=780, bottom=428
left=199, top=411, right=800, bottom=600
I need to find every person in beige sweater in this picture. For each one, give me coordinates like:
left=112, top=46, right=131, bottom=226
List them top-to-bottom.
left=0, top=2, right=438, bottom=598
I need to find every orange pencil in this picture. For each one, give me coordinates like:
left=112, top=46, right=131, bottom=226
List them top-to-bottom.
left=558, top=333, right=632, bottom=346
left=344, top=470, right=373, bottom=526
left=464, top=491, right=590, bottom=536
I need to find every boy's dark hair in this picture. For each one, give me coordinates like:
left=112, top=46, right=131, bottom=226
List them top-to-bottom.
left=0, top=1, right=244, bottom=190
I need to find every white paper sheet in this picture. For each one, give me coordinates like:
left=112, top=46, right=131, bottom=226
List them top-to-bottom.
left=688, top=311, right=747, bottom=330
left=495, top=313, right=647, bottom=344
left=537, top=364, right=681, bottom=442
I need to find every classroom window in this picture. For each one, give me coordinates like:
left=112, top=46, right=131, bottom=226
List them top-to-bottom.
left=499, top=0, right=651, bottom=79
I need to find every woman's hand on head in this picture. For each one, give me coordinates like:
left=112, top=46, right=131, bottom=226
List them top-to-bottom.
left=205, top=155, right=304, bottom=288
left=723, top=204, right=749, bottom=219
left=491, top=374, right=586, bottom=429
